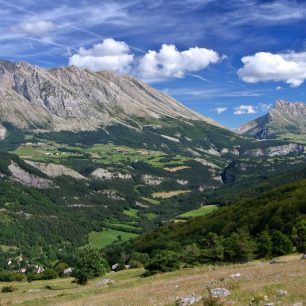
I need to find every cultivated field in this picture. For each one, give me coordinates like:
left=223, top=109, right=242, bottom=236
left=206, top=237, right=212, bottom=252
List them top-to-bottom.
left=0, top=254, right=305, bottom=305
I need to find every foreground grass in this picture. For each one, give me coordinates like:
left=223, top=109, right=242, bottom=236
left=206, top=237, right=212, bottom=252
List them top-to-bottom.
left=0, top=254, right=305, bottom=306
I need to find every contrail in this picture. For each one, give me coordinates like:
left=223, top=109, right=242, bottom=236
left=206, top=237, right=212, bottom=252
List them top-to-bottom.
left=0, top=0, right=145, bottom=54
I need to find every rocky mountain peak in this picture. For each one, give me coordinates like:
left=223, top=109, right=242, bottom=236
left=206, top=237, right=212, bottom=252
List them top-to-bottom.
left=0, top=60, right=220, bottom=133
left=273, top=99, right=306, bottom=114
left=237, top=100, right=306, bottom=138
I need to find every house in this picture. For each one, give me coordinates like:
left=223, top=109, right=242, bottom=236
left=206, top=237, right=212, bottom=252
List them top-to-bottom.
left=111, top=263, right=119, bottom=271
left=63, top=267, right=73, bottom=276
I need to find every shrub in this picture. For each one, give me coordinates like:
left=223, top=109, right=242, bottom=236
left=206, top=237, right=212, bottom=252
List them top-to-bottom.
left=143, top=250, right=181, bottom=276
left=26, top=269, right=58, bottom=282
left=0, top=271, right=24, bottom=282
left=1, top=285, right=16, bottom=293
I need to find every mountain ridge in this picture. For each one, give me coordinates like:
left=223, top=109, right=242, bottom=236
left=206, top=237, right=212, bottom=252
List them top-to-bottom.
left=0, top=60, right=220, bottom=135
left=236, top=100, right=306, bottom=140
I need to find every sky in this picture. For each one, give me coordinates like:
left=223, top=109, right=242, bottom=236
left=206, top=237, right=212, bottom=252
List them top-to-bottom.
left=1, top=0, right=306, bottom=128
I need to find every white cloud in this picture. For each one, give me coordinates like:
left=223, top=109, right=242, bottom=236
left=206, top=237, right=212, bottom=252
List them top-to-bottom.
left=15, top=20, right=56, bottom=35
left=68, top=38, right=134, bottom=74
left=69, top=39, right=223, bottom=80
left=137, top=44, right=223, bottom=81
left=238, top=51, right=306, bottom=87
left=276, top=86, right=282, bottom=90
left=259, top=103, right=272, bottom=112
left=234, top=105, right=257, bottom=115
left=213, top=107, right=228, bottom=114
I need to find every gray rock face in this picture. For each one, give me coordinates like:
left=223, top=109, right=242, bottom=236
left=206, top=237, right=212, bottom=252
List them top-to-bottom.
left=0, top=60, right=218, bottom=132
left=236, top=100, right=306, bottom=138
left=0, top=124, right=6, bottom=139
left=243, top=143, right=305, bottom=157
left=25, top=160, right=86, bottom=180
left=8, top=162, right=51, bottom=188
left=91, top=168, right=132, bottom=180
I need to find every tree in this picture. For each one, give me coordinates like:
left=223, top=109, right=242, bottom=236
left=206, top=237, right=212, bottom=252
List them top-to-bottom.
left=292, top=219, right=306, bottom=253
left=224, top=230, right=256, bottom=263
left=256, top=231, right=272, bottom=259
left=271, top=231, right=292, bottom=256
left=200, top=232, right=224, bottom=263
left=182, top=243, right=201, bottom=265
left=72, top=246, right=109, bottom=285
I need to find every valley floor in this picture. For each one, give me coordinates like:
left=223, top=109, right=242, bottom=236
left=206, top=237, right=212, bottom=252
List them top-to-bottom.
left=0, top=254, right=305, bottom=306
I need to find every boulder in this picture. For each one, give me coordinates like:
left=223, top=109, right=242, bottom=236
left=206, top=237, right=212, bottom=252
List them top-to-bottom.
left=97, top=279, right=115, bottom=285
left=210, top=288, right=230, bottom=298
left=277, top=290, right=288, bottom=297
left=175, top=294, right=201, bottom=306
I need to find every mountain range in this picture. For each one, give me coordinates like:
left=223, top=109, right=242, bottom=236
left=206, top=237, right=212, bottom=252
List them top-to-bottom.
left=0, top=60, right=306, bottom=267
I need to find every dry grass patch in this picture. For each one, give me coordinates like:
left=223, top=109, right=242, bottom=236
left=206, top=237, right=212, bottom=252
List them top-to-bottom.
left=164, top=166, right=190, bottom=172
left=152, top=190, right=191, bottom=199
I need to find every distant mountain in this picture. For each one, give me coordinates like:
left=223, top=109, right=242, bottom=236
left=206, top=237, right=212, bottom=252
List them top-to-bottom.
left=0, top=60, right=219, bottom=136
left=236, top=100, right=306, bottom=142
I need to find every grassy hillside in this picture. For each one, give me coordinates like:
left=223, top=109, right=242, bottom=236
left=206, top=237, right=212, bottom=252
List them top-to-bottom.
left=0, top=254, right=305, bottom=306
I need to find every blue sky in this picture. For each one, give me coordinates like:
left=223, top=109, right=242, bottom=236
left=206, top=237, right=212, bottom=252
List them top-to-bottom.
left=1, top=0, right=306, bottom=128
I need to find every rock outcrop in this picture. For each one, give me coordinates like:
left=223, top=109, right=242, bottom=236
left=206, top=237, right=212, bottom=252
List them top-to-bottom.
left=243, top=143, right=304, bottom=157
left=25, top=160, right=86, bottom=180
left=8, top=162, right=51, bottom=188
left=91, top=168, right=132, bottom=180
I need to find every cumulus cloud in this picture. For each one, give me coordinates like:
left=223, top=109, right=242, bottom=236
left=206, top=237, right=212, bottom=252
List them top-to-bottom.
left=14, top=20, right=56, bottom=35
left=68, top=38, right=134, bottom=74
left=69, top=39, right=223, bottom=80
left=137, top=44, right=223, bottom=81
left=238, top=51, right=306, bottom=87
left=276, top=86, right=282, bottom=90
left=234, top=105, right=256, bottom=115
left=213, top=107, right=228, bottom=114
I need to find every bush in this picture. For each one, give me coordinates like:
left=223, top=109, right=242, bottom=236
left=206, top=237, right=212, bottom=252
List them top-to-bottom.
left=143, top=250, right=181, bottom=276
left=54, top=261, right=70, bottom=277
left=26, top=269, right=58, bottom=282
left=0, top=271, right=24, bottom=282
left=1, top=285, right=16, bottom=293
